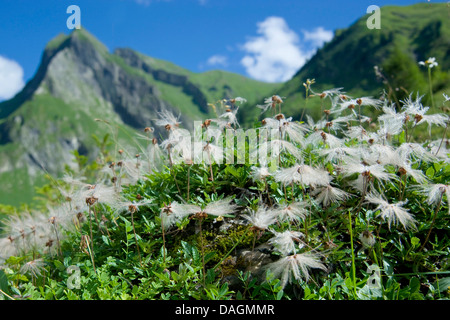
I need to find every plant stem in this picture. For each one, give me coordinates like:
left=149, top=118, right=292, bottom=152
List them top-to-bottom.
left=428, top=67, right=435, bottom=110
left=435, top=121, right=448, bottom=156
left=187, top=165, right=191, bottom=201
left=419, top=192, right=443, bottom=252
left=88, top=206, right=95, bottom=252
left=348, top=210, right=358, bottom=298
left=131, top=211, right=143, bottom=267
left=161, top=217, right=167, bottom=267
left=198, top=218, right=206, bottom=287
left=86, top=236, right=96, bottom=272
left=0, top=289, right=15, bottom=300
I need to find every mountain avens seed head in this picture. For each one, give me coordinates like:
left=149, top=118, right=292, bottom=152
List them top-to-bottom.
left=398, top=167, right=407, bottom=176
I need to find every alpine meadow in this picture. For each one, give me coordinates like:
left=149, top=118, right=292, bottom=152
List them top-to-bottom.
left=0, top=2, right=449, bottom=302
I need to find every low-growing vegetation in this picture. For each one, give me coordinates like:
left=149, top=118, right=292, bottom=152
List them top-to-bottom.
left=0, top=77, right=449, bottom=300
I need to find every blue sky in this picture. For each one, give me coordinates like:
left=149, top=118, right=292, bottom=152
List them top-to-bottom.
left=0, top=0, right=438, bottom=100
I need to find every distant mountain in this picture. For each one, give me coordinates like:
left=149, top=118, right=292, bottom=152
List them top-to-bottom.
left=241, top=2, right=450, bottom=122
left=1, top=3, right=449, bottom=207
left=0, top=29, right=280, bottom=206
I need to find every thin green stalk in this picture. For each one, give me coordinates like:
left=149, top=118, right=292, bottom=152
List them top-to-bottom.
left=428, top=67, right=435, bottom=110
left=435, top=121, right=448, bottom=156
left=187, top=164, right=191, bottom=201
left=419, top=191, right=443, bottom=252
left=87, top=206, right=95, bottom=253
left=348, top=210, right=358, bottom=298
left=131, top=211, right=143, bottom=267
left=198, top=218, right=206, bottom=287
left=161, top=219, right=167, bottom=267
left=85, top=236, right=96, bottom=273
left=0, top=289, right=15, bottom=300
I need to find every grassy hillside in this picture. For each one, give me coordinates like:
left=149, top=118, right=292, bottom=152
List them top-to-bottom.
left=268, top=3, right=450, bottom=122
left=0, top=29, right=279, bottom=207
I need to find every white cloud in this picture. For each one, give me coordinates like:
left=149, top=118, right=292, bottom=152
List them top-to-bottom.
left=240, top=17, right=333, bottom=83
left=302, top=27, right=333, bottom=49
left=207, top=54, right=228, bottom=67
left=0, top=56, right=24, bottom=100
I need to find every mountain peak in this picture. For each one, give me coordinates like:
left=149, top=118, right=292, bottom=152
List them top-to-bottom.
left=43, top=28, right=109, bottom=60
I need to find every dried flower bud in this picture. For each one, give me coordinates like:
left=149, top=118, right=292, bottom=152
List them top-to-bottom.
left=272, top=95, right=283, bottom=104
left=275, top=113, right=285, bottom=120
left=203, top=119, right=212, bottom=127
left=362, top=170, right=371, bottom=177
left=86, top=196, right=98, bottom=206
left=162, top=204, right=173, bottom=215
left=128, top=205, right=137, bottom=214
left=193, top=211, right=208, bottom=220
left=77, top=212, right=85, bottom=222
left=46, top=239, right=54, bottom=248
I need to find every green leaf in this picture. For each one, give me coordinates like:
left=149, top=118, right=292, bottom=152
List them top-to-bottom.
left=399, top=130, right=406, bottom=144
left=225, top=165, right=240, bottom=178
left=426, top=167, right=435, bottom=179
left=102, top=235, right=110, bottom=246
left=410, top=237, right=420, bottom=248
left=204, top=252, right=216, bottom=264
left=5, top=256, right=26, bottom=266
left=53, top=260, right=65, bottom=271
left=0, top=269, right=10, bottom=295
left=171, top=271, right=180, bottom=281
left=409, top=277, right=420, bottom=293
left=435, top=277, right=450, bottom=293
left=219, top=283, right=229, bottom=297
left=132, top=285, right=139, bottom=295
left=65, top=289, right=79, bottom=300
left=276, top=290, right=284, bottom=300
left=409, top=292, right=424, bottom=300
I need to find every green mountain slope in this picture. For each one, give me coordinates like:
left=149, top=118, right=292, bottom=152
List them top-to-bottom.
left=248, top=3, right=450, bottom=122
left=0, top=29, right=279, bottom=206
